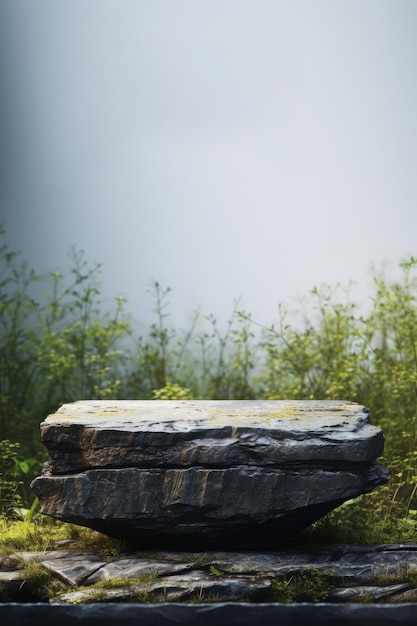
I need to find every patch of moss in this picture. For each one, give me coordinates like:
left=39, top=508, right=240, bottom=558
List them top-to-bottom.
left=206, top=407, right=298, bottom=425
left=295, top=496, right=417, bottom=548
left=0, top=518, right=69, bottom=555
left=68, top=526, right=121, bottom=558
left=191, top=552, right=222, bottom=567
left=20, top=560, right=66, bottom=600
left=209, top=565, right=224, bottom=577
left=371, top=565, right=417, bottom=588
left=270, top=568, right=333, bottom=603
left=66, top=573, right=163, bottom=604
left=348, top=594, right=376, bottom=604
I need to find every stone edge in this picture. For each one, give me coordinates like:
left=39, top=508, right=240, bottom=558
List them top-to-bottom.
left=1, top=602, right=417, bottom=626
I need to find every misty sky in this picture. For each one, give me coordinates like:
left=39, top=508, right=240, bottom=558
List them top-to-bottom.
left=1, top=0, right=417, bottom=328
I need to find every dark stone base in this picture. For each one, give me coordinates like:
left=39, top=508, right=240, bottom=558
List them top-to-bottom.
left=101, top=499, right=347, bottom=551
left=1, top=602, right=417, bottom=626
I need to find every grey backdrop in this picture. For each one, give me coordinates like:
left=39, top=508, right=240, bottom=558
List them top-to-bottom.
left=1, top=0, right=416, bottom=327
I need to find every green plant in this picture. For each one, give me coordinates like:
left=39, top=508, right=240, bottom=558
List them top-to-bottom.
left=0, top=229, right=131, bottom=462
left=0, top=234, right=41, bottom=454
left=36, top=249, right=131, bottom=404
left=128, top=282, right=176, bottom=397
left=258, top=285, right=372, bottom=402
left=196, top=302, right=257, bottom=399
left=152, top=383, right=192, bottom=400
left=0, top=440, right=23, bottom=514
left=12, top=496, right=40, bottom=524
left=0, top=518, right=69, bottom=555
left=68, top=526, right=121, bottom=558
left=191, top=553, right=221, bottom=567
left=20, top=559, right=66, bottom=600
left=372, top=564, right=417, bottom=588
left=209, top=565, right=224, bottom=577
left=270, top=568, right=332, bottom=603
left=69, top=573, right=160, bottom=604
left=269, top=577, right=295, bottom=602
left=186, top=590, right=224, bottom=604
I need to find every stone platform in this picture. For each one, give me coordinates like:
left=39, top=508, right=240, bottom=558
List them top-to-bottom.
left=31, top=400, right=388, bottom=548
left=1, top=544, right=417, bottom=611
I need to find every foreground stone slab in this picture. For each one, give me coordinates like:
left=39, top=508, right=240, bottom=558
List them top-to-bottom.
left=31, top=400, right=387, bottom=547
left=1, top=545, right=417, bottom=606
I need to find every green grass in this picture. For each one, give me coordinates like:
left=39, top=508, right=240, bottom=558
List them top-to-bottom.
left=297, top=496, right=417, bottom=547
left=0, top=517, right=121, bottom=558
left=0, top=518, right=69, bottom=555
left=19, top=559, right=67, bottom=600
left=270, top=569, right=333, bottom=603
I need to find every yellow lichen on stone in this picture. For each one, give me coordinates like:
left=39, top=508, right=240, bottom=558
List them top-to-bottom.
left=205, top=407, right=299, bottom=426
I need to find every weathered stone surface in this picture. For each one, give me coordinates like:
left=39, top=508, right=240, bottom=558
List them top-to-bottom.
left=31, top=400, right=387, bottom=547
left=36, top=400, right=384, bottom=472
left=32, top=465, right=385, bottom=547
left=2, top=544, right=417, bottom=606
left=328, top=584, right=413, bottom=602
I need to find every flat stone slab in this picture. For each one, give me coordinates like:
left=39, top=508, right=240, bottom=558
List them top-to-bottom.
left=31, top=400, right=387, bottom=547
left=38, top=400, right=384, bottom=472
left=32, top=465, right=386, bottom=547
left=2, top=545, right=417, bottom=606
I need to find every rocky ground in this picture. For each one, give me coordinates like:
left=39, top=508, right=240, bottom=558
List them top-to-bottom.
left=2, top=543, right=417, bottom=604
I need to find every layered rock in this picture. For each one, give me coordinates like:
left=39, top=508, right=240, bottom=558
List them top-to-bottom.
left=31, top=400, right=388, bottom=548
left=3, top=544, right=417, bottom=605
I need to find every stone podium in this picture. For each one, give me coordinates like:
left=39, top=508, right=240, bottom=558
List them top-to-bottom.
left=31, top=400, right=387, bottom=548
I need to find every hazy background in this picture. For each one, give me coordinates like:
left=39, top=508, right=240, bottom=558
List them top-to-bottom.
left=1, top=0, right=417, bottom=329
